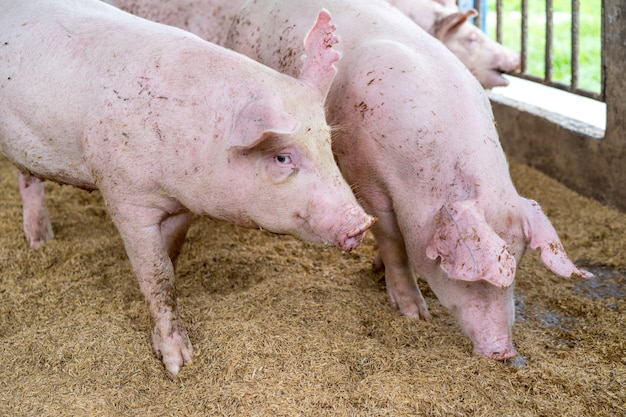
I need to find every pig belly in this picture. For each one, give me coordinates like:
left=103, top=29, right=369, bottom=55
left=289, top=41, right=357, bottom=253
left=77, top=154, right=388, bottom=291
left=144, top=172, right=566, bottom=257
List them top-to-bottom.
left=0, top=119, right=95, bottom=190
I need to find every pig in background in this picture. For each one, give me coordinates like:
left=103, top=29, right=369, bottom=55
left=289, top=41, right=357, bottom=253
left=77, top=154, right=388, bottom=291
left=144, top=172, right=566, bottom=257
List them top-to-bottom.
left=0, top=0, right=374, bottom=376
left=103, top=0, right=518, bottom=89
left=225, top=0, right=592, bottom=363
left=386, top=0, right=521, bottom=88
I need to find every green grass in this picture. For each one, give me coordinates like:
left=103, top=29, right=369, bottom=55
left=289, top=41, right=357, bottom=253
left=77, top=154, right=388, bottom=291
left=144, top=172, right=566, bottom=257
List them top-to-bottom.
left=484, top=0, right=602, bottom=95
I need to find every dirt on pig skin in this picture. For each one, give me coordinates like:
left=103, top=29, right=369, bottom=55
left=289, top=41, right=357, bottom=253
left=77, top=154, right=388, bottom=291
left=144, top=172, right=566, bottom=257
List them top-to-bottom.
left=0, top=153, right=624, bottom=416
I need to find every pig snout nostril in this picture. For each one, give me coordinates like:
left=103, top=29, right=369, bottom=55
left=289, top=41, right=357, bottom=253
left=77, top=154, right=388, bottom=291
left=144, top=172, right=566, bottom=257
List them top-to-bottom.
left=339, top=213, right=376, bottom=252
left=346, top=213, right=377, bottom=238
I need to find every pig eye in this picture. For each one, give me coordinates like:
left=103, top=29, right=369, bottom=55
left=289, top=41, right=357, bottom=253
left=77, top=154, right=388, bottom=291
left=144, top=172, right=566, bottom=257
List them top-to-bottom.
left=275, top=154, right=292, bottom=164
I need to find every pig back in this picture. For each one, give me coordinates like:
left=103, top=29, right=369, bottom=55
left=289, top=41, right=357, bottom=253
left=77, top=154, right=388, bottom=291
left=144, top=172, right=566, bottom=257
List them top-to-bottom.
left=0, top=0, right=209, bottom=187
left=0, top=0, right=302, bottom=191
left=103, top=0, right=247, bottom=45
left=327, top=38, right=510, bottom=193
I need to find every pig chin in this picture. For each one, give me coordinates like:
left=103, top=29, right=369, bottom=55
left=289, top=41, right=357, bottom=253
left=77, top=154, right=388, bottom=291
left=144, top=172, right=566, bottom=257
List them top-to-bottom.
left=482, top=69, right=511, bottom=88
left=338, top=229, right=369, bottom=251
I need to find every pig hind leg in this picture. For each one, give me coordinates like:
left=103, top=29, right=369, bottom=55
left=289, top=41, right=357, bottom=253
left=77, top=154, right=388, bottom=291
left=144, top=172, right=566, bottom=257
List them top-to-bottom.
left=18, top=171, right=54, bottom=249
left=373, top=209, right=431, bottom=321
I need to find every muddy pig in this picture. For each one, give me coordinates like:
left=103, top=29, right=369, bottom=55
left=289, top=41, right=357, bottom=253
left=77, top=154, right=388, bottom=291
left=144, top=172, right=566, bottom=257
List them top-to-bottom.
left=0, top=0, right=375, bottom=376
left=226, top=0, right=592, bottom=362
left=386, top=0, right=520, bottom=88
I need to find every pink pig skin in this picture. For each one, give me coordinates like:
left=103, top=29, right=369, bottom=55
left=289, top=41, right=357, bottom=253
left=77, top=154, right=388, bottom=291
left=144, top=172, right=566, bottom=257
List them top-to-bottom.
left=0, top=0, right=375, bottom=376
left=103, top=0, right=243, bottom=45
left=104, top=0, right=518, bottom=89
left=226, top=0, right=592, bottom=361
left=387, top=0, right=520, bottom=88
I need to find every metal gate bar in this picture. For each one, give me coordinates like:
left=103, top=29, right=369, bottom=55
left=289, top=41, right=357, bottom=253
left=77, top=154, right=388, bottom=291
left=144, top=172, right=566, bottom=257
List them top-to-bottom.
left=486, top=0, right=604, bottom=101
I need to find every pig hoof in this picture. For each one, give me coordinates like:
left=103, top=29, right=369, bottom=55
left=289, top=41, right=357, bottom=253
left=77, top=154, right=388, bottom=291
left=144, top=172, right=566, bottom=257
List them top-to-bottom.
left=25, top=223, right=54, bottom=249
left=28, top=233, right=54, bottom=249
left=387, top=285, right=432, bottom=321
left=389, top=295, right=432, bottom=321
left=399, top=303, right=432, bottom=322
left=152, top=327, right=194, bottom=376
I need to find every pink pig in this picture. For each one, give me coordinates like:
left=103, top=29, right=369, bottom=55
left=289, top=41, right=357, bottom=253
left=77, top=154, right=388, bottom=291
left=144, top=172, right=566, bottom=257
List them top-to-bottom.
left=0, top=0, right=375, bottom=375
left=226, top=0, right=592, bottom=362
left=387, top=0, right=521, bottom=88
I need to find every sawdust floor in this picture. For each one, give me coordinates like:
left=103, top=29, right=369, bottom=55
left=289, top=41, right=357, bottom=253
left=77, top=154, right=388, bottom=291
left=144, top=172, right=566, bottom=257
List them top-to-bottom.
left=0, top=153, right=624, bottom=416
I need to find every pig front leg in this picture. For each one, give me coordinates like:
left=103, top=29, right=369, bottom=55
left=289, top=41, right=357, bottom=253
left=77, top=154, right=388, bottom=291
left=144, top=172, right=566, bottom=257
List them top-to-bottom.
left=18, top=171, right=54, bottom=249
left=107, top=200, right=193, bottom=376
left=372, top=209, right=431, bottom=321
left=161, top=212, right=193, bottom=267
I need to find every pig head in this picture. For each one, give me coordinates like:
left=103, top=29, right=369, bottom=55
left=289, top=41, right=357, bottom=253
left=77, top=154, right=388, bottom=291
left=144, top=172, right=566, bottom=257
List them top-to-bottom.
left=1, top=0, right=373, bottom=376
left=226, top=0, right=590, bottom=362
left=387, top=0, right=520, bottom=88
left=423, top=198, right=592, bottom=359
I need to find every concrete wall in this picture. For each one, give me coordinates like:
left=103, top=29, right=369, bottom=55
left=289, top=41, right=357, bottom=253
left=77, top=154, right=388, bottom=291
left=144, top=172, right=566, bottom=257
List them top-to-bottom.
left=488, top=0, right=625, bottom=211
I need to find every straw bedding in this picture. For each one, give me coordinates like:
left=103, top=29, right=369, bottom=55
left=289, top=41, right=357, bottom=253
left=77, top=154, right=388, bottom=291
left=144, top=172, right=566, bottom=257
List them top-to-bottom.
left=0, top=153, right=624, bottom=416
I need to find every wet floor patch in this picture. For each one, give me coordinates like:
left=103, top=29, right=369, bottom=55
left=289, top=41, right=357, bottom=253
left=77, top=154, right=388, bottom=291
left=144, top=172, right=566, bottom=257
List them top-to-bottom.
left=574, top=264, right=625, bottom=308
left=516, top=294, right=577, bottom=331
left=541, top=312, right=577, bottom=331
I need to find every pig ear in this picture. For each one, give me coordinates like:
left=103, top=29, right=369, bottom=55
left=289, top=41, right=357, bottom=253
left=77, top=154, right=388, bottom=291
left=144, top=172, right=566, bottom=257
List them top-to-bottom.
left=298, top=9, right=341, bottom=100
left=434, top=10, right=477, bottom=39
left=230, top=98, right=301, bottom=150
left=521, top=198, right=594, bottom=278
left=426, top=200, right=517, bottom=288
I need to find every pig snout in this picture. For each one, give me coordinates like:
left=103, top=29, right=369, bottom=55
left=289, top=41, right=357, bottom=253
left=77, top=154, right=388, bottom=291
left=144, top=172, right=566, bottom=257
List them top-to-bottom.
left=486, top=48, right=521, bottom=88
left=501, top=49, right=521, bottom=74
left=496, top=50, right=521, bottom=86
left=294, top=203, right=375, bottom=251
left=337, top=207, right=377, bottom=251
left=429, top=269, right=518, bottom=364
left=456, top=289, right=518, bottom=362
left=458, top=293, right=518, bottom=362
left=454, top=300, right=518, bottom=362
left=471, top=335, right=518, bottom=361
left=476, top=339, right=528, bottom=368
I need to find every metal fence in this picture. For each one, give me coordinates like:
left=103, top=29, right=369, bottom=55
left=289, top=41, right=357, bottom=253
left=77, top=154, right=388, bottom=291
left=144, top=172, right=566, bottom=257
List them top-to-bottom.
left=469, top=0, right=605, bottom=101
